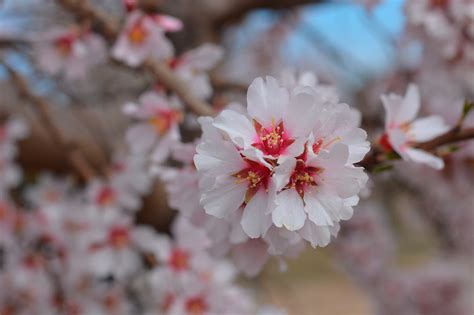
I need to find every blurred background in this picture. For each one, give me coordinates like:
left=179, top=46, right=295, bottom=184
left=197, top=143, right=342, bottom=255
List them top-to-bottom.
left=0, top=0, right=473, bottom=314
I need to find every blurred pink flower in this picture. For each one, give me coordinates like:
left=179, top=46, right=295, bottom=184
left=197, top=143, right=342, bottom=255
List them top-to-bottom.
left=112, top=10, right=182, bottom=67
left=381, top=84, right=450, bottom=169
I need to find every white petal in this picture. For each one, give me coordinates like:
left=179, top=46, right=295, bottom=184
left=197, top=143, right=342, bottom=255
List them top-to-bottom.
left=180, top=43, right=223, bottom=71
left=247, top=76, right=289, bottom=126
left=397, top=83, right=420, bottom=123
left=285, top=91, right=320, bottom=137
left=213, top=110, right=255, bottom=148
left=410, top=115, right=450, bottom=142
left=125, top=124, right=156, bottom=153
left=314, top=143, right=349, bottom=168
left=404, top=148, right=445, bottom=170
left=273, top=158, right=296, bottom=191
left=322, top=166, right=367, bottom=198
left=200, top=178, right=246, bottom=218
left=272, top=189, right=306, bottom=231
left=315, top=189, right=344, bottom=222
left=241, top=190, right=273, bottom=238
left=304, top=190, right=333, bottom=226
left=299, top=221, right=331, bottom=248
left=231, top=240, right=269, bottom=277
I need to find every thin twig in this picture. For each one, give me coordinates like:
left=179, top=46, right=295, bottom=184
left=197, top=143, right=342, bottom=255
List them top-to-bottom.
left=56, top=0, right=217, bottom=117
left=2, top=62, right=97, bottom=181
left=358, top=127, right=474, bottom=171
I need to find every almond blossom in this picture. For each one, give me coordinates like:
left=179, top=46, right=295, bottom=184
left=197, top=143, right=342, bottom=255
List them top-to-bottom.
left=112, top=10, right=182, bottom=67
left=34, top=28, right=107, bottom=80
left=170, top=44, right=224, bottom=100
left=194, top=74, right=369, bottom=248
left=380, top=84, right=450, bottom=169
left=124, top=90, right=182, bottom=163
left=0, top=117, right=27, bottom=195
left=158, top=142, right=305, bottom=276
left=84, top=178, right=142, bottom=216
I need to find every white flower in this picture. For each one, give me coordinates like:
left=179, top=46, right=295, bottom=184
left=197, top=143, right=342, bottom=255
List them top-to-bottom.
left=112, top=10, right=182, bottom=67
left=35, top=29, right=107, bottom=80
left=171, top=44, right=224, bottom=100
left=194, top=74, right=369, bottom=248
left=381, top=84, right=450, bottom=169
left=124, top=91, right=182, bottom=163
left=195, top=116, right=275, bottom=239
left=0, top=117, right=28, bottom=194
left=157, top=141, right=202, bottom=216
left=85, top=178, right=142, bottom=215
left=85, top=216, right=141, bottom=279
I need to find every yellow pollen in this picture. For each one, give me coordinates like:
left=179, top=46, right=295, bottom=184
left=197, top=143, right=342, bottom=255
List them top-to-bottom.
left=128, top=24, right=147, bottom=44
left=400, top=122, right=411, bottom=132
left=247, top=171, right=261, bottom=188
left=295, top=172, right=313, bottom=184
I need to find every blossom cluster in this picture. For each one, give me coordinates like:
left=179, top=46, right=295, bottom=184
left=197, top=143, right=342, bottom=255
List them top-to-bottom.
left=1, top=0, right=472, bottom=313
left=404, top=0, right=474, bottom=105
left=406, top=0, right=474, bottom=65
left=194, top=73, right=370, bottom=257
left=379, top=84, right=450, bottom=169
left=0, top=117, right=28, bottom=195
left=0, top=118, right=280, bottom=315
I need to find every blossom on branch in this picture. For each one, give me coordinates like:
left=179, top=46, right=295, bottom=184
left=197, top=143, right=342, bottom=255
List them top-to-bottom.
left=112, top=10, right=182, bottom=67
left=34, top=28, right=107, bottom=80
left=170, top=44, right=224, bottom=100
left=194, top=73, right=369, bottom=249
left=380, top=84, right=450, bottom=169
left=124, top=91, right=182, bottom=163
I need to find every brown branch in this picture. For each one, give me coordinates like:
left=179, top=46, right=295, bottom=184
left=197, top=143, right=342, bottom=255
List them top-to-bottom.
left=55, top=0, right=119, bottom=41
left=56, top=0, right=217, bottom=117
left=213, top=0, right=326, bottom=30
left=143, top=60, right=216, bottom=116
left=2, top=62, right=97, bottom=181
left=357, top=127, right=474, bottom=171
left=417, top=127, right=474, bottom=151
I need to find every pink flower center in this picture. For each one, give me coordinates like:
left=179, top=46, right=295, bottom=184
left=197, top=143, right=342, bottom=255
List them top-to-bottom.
left=123, top=0, right=137, bottom=12
left=128, top=19, right=148, bottom=44
left=54, top=35, right=76, bottom=57
left=168, top=57, right=183, bottom=69
left=148, top=109, right=182, bottom=135
left=252, top=119, right=294, bottom=157
left=378, top=132, right=393, bottom=152
left=233, top=158, right=272, bottom=203
left=286, top=160, right=320, bottom=199
left=95, top=186, right=116, bottom=207
left=108, top=227, right=130, bottom=249
left=169, top=248, right=190, bottom=271
left=23, top=254, right=43, bottom=270
left=103, top=293, right=119, bottom=310
left=185, top=297, right=208, bottom=315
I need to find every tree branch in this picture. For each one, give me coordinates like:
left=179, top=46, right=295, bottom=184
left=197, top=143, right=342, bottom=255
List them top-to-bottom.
left=56, top=0, right=216, bottom=117
left=213, top=0, right=326, bottom=30
left=1, top=62, right=97, bottom=181
left=357, top=127, right=474, bottom=171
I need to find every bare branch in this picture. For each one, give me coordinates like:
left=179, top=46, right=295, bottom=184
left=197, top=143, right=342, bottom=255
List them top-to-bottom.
left=56, top=0, right=217, bottom=117
left=1, top=62, right=97, bottom=181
